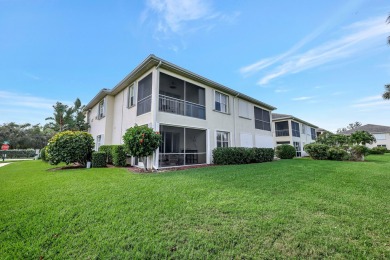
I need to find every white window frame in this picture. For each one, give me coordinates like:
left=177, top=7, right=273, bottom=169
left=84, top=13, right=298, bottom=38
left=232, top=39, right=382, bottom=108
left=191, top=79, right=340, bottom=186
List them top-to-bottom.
left=127, top=84, right=135, bottom=108
left=214, top=91, right=229, bottom=113
left=98, top=99, right=105, bottom=119
left=216, top=131, right=229, bottom=148
left=96, top=134, right=104, bottom=151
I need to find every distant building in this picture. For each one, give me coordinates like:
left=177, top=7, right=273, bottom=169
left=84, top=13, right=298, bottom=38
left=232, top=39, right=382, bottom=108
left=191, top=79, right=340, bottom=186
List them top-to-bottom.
left=272, top=113, right=318, bottom=157
left=339, top=124, right=390, bottom=149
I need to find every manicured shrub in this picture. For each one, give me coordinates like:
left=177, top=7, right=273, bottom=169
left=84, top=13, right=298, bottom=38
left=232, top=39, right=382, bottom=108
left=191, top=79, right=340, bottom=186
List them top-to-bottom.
left=123, top=125, right=162, bottom=170
left=46, top=131, right=94, bottom=166
left=304, top=143, right=329, bottom=160
left=275, top=144, right=296, bottom=159
left=99, top=145, right=114, bottom=164
left=112, top=145, right=127, bottom=167
left=350, top=145, right=370, bottom=161
left=369, top=146, right=387, bottom=155
left=40, top=147, right=47, bottom=161
left=213, top=147, right=274, bottom=165
left=327, top=148, right=349, bottom=161
left=0, top=149, right=36, bottom=159
left=92, top=152, right=107, bottom=168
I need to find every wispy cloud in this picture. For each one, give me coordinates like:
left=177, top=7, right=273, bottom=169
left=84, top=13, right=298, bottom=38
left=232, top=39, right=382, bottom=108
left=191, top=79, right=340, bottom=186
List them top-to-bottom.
left=143, top=0, right=239, bottom=40
left=239, top=0, right=367, bottom=77
left=240, top=14, right=388, bottom=85
left=24, top=73, right=41, bottom=80
left=275, top=89, right=289, bottom=93
left=0, top=91, right=72, bottom=124
left=351, top=95, right=390, bottom=111
left=292, top=96, right=314, bottom=101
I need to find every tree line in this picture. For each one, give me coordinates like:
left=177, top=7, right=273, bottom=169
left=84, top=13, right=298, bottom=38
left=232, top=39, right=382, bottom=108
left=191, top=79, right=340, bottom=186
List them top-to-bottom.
left=0, top=98, right=88, bottom=149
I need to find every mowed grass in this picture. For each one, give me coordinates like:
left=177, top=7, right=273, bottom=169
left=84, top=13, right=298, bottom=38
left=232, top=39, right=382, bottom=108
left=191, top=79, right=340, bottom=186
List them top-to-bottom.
left=1, top=156, right=389, bottom=259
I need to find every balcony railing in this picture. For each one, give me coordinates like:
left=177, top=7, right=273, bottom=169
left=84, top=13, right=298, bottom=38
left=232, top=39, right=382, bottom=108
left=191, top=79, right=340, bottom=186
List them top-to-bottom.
left=159, top=94, right=205, bottom=119
left=275, top=129, right=289, bottom=137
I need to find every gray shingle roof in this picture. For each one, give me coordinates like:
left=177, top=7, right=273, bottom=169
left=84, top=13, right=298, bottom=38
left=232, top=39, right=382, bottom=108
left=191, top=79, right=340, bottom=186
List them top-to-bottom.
left=340, top=124, right=390, bottom=134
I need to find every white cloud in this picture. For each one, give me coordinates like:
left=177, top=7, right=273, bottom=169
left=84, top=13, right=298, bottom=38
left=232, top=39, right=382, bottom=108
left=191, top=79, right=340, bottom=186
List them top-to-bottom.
left=143, top=0, right=239, bottom=41
left=239, top=0, right=367, bottom=77
left=240, top=15, right=388, bottom=85
left=0, top=91, right=72, bottom=124
left=351, top=95, right=390, bottom=111
left=292, top=96, right=314, bottom=101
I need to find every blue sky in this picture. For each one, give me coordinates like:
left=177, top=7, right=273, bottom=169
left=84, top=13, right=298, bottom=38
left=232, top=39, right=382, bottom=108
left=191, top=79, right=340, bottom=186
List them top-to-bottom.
left=0, top=0, right=389, bottom=132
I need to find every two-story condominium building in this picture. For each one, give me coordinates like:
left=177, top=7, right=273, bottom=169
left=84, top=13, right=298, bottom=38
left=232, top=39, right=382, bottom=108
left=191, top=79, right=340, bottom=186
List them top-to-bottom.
left=85, top=55, right=276, bottom=169
left=272, top=113, right=318, bottom=157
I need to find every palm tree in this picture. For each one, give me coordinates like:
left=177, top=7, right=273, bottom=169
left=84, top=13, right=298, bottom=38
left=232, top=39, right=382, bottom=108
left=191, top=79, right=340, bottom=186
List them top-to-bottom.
left=388, top=15, right=390, bottom=45
left=383, top=84, right=390, bottom=100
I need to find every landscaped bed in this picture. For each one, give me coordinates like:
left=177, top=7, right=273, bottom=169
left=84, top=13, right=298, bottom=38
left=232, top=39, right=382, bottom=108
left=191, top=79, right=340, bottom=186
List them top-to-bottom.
left=0, top=155, right=389, bottom=258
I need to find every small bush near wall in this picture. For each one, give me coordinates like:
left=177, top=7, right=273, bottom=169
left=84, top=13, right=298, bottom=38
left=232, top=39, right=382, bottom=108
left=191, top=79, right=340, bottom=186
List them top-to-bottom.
left=304, top=144, right=329, bottom=160
left=99, top=145, right=114, bottom=164
left=112, top=145, right=127, bottom=167
left=275, top=145, right=296, bottom=159
left=40, top=147, right=47, bottom=161
left=213, top=147, right=274, bottom=165
left=369, top=147, right=387, bottom=155
left=327, top=148, right=349, bottom=161
left=0, top=149, right=36, bottom=159
left=92, top=152, right=107, bottom=168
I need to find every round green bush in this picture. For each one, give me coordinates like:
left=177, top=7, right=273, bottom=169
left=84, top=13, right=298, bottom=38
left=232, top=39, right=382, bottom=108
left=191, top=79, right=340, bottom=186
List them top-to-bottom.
left=46, top=131, right=94, bottom=166
left=304, top=143, right=329, bottom=160
left=275, top=144, right=296, bottom=159
left=327, top=148, right=349, bottom=161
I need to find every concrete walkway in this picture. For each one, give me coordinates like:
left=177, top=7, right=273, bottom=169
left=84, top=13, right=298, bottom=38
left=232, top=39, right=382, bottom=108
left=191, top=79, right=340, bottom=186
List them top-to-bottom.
left=0, top=163, right=10, bottom=167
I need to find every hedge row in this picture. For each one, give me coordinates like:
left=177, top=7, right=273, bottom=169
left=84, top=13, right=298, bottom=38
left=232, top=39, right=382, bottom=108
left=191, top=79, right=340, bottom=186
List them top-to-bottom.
left=304, top=143, right=371, bottom=161
left=98, top=145, right=127, bottom=167
left=212, top=147, right=274, bottom=165
left=0, top=149, right=36, bottom=159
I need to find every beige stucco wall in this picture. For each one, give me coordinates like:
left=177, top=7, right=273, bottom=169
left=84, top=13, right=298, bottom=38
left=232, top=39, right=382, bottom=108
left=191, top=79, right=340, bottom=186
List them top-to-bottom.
left=366, top=133, right=390, bottom=148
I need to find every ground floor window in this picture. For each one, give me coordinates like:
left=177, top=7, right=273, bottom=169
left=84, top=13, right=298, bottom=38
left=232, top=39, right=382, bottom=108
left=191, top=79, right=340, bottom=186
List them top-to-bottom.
left=159, top=125, right=207, bottom=167
left=216, top=131, right=229, bottom=148
left=96, top=134, right=104, bottom=151
left=293, top=141, right=301, bottom=157
left=377, top=145, right=387, bottom=148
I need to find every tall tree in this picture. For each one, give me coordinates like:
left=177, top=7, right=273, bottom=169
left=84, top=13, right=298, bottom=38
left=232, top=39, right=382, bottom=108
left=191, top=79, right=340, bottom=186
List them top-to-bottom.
left=45, top=98, right=88, bottom=132
left=45, top=102, right=73, bottom=132
left=336, top=122, right=362, bottom=133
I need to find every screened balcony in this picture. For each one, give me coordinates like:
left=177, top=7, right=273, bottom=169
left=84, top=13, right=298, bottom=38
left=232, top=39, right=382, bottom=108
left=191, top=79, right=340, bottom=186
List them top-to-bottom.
left=159, top=72, right=206, bottom=119
left=275, top=121, right=289, bottom=137
left=159, top=125, right=207, bottom=167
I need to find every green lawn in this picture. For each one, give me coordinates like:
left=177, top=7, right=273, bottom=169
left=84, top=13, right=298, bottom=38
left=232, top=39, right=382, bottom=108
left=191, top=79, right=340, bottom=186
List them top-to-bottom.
left=1, top=155, right=389, bottom=259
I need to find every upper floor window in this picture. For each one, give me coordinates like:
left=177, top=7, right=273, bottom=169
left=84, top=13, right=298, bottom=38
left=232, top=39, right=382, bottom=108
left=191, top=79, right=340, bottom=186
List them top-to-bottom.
left=137, top=73, right=152, bottom=116
left=127, top=84, right=135, bottom=108
left=215, top=91, right=228, bottom=113
left=98, top=99, right=105, bottom=119
left=238, top=99, right=251, bottom=119
left=254, top=107, right=271, bottom=131
left=275, top=121, right=289, bottom=136
left=292, top=121, right=300, bottom=137
left=311, top=128, right=316, bottom=140
left=216, top=131, right=229, bottom=148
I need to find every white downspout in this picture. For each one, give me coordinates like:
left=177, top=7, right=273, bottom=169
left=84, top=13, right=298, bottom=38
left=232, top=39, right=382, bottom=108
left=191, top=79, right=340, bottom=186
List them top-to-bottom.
left=233, top=93, right=239, bottom=146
